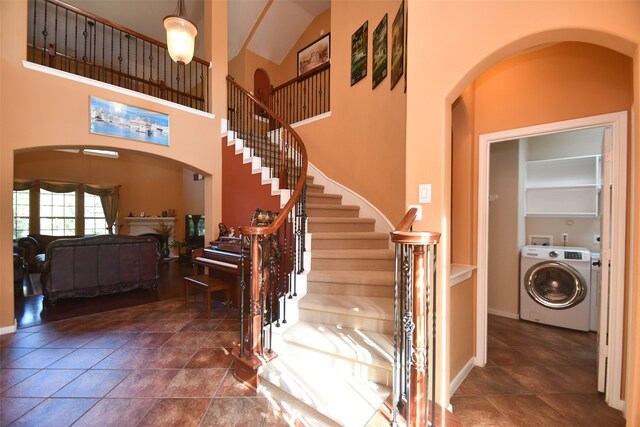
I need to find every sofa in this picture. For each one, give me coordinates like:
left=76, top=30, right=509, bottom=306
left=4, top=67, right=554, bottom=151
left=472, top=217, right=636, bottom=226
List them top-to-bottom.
left=18, top=233, right=84, bottom=275
left=35, top=234, right=160, bottom=304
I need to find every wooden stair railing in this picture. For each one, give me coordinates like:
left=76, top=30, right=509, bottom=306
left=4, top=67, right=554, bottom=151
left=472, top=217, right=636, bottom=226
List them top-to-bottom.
left=27, top=0, right=210, bottom=112
left=227, top=76, right=308, bottom=390
left=390, top=208, right=443, bottom=426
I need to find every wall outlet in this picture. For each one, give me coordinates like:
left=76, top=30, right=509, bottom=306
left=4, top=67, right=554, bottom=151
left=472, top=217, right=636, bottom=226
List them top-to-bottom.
left=561, top=233, right=569, bottom=244
left=594, top=234, right=601, bottom=244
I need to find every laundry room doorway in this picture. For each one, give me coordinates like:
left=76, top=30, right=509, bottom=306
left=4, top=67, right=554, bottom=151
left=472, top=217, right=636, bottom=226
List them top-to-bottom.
left=476, top=111, right=628, bottom=410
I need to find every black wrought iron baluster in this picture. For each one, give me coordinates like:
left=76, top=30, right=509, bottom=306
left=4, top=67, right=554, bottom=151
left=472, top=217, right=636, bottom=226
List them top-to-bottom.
left=31, top=0, right=37, bottom=63
left=41, top=0, right=49, bottom=65
left=52, top=4, right=58, bottom=69
left=64, top=8, right=69, bottom=72
left=74, top=13, right=78, bottom=74
left=81, top=16, right=88, bottom=76
left=89, top=21, right=98, bottom=78
left=100, top=23, right=105, bottom=82
left=109, top=27, right=114, bottom=86
left=117, top=32, right=123, bottom=87
left=149, top=44, right=153, bottom=96
left=156, top=45, right=160, bottom=98
left=163, top=49, right=167, bottom=101
left=176, top=65, right=181, bottom=106
left=199, top=66, right=204, bottom=111
left=239, top=233, right=246, bottom=359
left=267, top=233, right=274, bottom=352
left=247, top=234, right=255, bottom=362
left=430, top=243, right=438, bottom=424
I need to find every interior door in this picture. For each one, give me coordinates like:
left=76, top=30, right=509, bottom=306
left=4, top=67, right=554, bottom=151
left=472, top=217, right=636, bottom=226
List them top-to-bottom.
left=597, top=126, right=612, bottom=393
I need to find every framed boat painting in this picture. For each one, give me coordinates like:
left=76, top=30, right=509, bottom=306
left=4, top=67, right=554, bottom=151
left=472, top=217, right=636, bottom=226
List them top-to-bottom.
left=298, top=33, right=330, bottom=76
left=89, top=96, right=170, bottom=146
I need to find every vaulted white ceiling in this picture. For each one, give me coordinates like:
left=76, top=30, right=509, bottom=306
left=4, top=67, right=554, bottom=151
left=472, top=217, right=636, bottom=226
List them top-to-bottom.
left=67, top=0, right=329, bottom=65
left=231, top=0, right=330, bottom=64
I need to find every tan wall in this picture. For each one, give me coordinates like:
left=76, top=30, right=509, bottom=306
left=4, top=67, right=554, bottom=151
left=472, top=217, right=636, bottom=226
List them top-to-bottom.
left=0, top=0, right=226, bottom=329
left=301, top=0, right=406, bottom=225
left=406, top=0, right=640, bottom=408
left=228, top=48, right=281, bottom=91
left=488, top=140, right=521, bottom=317
left=14, top=150, right=198, bottom=241
left=450, top=278, right=475, bottom=382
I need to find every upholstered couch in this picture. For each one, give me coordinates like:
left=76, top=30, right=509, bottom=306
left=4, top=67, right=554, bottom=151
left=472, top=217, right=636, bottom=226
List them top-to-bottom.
left=18, top=233, right=84, bottom=275
left=35, top=234, right=160, bottom=303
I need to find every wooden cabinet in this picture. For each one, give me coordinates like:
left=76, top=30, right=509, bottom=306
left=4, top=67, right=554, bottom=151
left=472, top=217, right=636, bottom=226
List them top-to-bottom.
left=525, top=155, right=601, bottom=217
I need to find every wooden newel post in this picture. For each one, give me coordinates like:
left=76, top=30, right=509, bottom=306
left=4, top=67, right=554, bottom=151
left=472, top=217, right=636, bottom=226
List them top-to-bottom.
left=232, top=235, right=277, bottom=391
left=410, top=244, right=428, bottom=425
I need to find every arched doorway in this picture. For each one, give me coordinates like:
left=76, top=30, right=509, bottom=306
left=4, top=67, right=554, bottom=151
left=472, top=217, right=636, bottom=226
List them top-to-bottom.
left=449, top=42, right=633, bottom=411
left=254, top=68, right=272, bottom=116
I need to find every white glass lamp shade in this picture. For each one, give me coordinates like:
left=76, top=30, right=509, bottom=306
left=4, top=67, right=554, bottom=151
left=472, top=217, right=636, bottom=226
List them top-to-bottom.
left=164, top=16, right=197, bottom=64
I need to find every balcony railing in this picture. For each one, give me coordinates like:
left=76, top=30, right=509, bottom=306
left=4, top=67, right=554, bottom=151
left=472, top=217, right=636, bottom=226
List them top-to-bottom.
left=27, top=0, right=210, bottom=112
left=271, top=63, right=330, bottom=125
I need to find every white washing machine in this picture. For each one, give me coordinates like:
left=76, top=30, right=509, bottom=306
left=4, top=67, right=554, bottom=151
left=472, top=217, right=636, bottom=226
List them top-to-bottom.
left=520, top=245, right=591, bottom=331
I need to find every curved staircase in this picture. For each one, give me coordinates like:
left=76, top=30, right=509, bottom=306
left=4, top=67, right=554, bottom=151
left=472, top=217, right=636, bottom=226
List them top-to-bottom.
left=259, top=175, right=395, bottom=426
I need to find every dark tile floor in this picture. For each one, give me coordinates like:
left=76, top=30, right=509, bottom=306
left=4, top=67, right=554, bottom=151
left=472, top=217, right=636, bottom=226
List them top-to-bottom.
left=1, top=298, right=290, bottom=426
left=451, top=315, right=626, bottom=426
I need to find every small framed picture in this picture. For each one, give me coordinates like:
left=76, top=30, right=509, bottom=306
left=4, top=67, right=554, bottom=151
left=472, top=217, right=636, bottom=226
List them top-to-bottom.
left=350, top=21, right=368, bottom=86
left=297, top=33, right=331, bottom=76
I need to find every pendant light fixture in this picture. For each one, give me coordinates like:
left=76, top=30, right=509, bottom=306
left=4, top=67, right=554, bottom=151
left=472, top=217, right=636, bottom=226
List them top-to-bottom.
left=164, top=0, right=198, bottom=64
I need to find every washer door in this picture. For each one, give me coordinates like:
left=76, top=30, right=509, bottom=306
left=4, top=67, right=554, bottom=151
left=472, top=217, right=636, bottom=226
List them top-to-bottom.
left=524, top=261, right=587, bottom=309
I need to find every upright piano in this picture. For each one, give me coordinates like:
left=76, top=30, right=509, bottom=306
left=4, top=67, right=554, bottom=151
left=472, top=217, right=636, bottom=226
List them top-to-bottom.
left=191, top=237, right=245, bottom=308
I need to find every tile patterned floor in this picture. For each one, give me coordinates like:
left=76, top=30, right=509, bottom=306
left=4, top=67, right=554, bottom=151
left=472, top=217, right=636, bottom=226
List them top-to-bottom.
left=0, top=298, right=290, bottom=427
left=451, top=315, right=626, bottom=426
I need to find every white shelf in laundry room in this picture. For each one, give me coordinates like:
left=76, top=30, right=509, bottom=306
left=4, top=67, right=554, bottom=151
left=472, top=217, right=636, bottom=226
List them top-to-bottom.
left=525, top=154, right=601, bottom=217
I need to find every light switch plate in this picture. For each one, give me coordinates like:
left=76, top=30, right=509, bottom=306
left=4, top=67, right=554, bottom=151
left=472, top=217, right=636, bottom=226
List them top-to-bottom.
left=419, top=184, right=431, bottom=203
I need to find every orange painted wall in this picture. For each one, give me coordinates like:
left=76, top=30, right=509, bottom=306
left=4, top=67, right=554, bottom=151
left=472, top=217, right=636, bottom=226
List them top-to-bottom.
left=297, top=0, right=406, bottom=225
left=221, top=138, right=281, bottom=234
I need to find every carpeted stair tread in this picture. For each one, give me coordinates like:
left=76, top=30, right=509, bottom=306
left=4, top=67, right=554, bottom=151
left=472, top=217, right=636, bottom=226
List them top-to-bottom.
left=310, top=231, right=388, bottom=240
left=311, top=248, right=395, bottom=260
left=307, top=270, right=394, bottom=286
left=298, top=294, right=394, bottom=320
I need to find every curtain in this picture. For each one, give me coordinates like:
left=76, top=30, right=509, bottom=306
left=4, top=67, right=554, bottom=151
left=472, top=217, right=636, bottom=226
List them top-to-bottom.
left=13, top=179, right=35, bottom=191
left=40, top=181, right=79, bottom=193
left=86, top=184, right=120, bottom=235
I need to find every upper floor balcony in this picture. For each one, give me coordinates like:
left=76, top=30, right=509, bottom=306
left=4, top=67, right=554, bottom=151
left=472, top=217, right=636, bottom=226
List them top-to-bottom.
left=27, top=0, right=210, bottom=113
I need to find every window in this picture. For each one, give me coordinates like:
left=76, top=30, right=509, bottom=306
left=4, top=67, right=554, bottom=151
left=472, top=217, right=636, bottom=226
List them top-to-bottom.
left=13, top=189, right=30, bottom=239
left=40, top=189, right=76, bottom=236
left=84, top=193, right=108, bottom=235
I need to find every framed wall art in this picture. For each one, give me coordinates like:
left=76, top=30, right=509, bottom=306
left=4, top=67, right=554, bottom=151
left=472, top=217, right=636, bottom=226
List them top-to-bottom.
left=390, top=1, right=404, bottom=90
left=372, top=14, right=388, bottom=89
left=350, top=21, right=368, bottom=86
left=298, top=33, right=330, bottom=76
left=89, top=96, right=170, bottom=146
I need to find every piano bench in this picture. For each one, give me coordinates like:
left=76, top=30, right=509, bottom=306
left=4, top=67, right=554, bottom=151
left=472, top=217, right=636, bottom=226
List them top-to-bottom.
left=184, top=275, right=231, bottom=319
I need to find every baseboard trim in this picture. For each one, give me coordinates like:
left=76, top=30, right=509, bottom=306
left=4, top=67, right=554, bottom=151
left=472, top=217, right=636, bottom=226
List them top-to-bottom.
left=487, top=308, right=519, bottom=320
left=0, top=320, right=17, bottom=335
left=450, top=357, right=475, bottom=397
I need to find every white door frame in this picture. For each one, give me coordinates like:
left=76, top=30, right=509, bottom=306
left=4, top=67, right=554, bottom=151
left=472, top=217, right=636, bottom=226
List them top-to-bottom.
left=476, top=111, right=627, bottom=411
